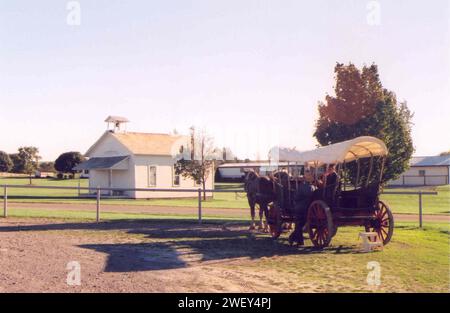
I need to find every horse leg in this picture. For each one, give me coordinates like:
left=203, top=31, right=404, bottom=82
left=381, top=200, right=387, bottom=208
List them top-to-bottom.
left=248, top=198, right=256, bottom=230
left=257, top=203, right=264, bottom=231
left=260, top=203, right=269, bottom=233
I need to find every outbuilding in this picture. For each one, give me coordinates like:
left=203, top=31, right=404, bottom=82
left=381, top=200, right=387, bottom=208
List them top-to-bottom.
left=388, top=155, right=450, bottom=186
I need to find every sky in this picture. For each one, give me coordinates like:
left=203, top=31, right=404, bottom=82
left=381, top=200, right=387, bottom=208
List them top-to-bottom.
left=0, top=0, right=449, bottom=161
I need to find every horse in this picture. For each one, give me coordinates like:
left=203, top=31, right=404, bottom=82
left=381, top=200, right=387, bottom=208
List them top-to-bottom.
left=244, top=169, right=277, bottom=231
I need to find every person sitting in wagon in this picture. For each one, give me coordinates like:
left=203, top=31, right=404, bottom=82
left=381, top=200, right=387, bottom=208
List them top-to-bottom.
left=316, top=164, right=339, bottom=201
left=325, top=164, right=338, bottom=188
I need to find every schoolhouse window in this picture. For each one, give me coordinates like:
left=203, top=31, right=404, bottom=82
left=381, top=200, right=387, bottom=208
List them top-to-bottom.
left=173, top=165, right=180, bottom=186
left=148, top=166, right=157, bottom=186
left=419, top=170, right=426, bottom=177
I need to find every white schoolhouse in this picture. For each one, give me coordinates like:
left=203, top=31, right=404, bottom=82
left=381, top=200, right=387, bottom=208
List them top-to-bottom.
left=75, top=116, right=214, bottom=198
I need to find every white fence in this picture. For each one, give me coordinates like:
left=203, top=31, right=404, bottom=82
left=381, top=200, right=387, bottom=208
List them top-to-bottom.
left=0, top=185, right=439, bottom=228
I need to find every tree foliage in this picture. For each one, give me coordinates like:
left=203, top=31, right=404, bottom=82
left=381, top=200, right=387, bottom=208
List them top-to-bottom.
left=314, top=63, right=414, bottom=184
left=175, top=128, right=216, bottom=200
left=17, top=146, right=41, bottom=175
left=12, top=147, right=41, bottom=184
left=0, top=151, right=13, bottom=172
left=54, top=152, right=85, bottom=175
left=9, top=153, right=22, bottom=173
left=39, top=161, right=55, bottom=172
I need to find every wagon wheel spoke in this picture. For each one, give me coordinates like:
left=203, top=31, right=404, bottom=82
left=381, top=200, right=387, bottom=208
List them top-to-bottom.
left=308, top=201, right=333, bottom=248
left=316, top=205, right=324, bottom=219
left=310, top=208, right=317, bottom=219
left=311, top=228, right=318, bottom=240
left=317, top=231, right=323, bottom=245
left=379, top=231, right=386, bottom=243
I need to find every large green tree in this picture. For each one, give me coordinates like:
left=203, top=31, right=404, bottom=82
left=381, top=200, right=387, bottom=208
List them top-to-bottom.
left=314, top=63, right=414, bottom=184
left=17, top=146, right=41, bottom=184
left=0, top=151, right=13, bottom=172
left=54, top=152, right=85, bottom=177
left=9, top=153, right=22, bottom=173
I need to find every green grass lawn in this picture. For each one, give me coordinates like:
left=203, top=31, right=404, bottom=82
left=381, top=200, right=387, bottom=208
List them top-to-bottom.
left=1, top=177, right=449, bottom=215
left=381, top=185, right=450, bottom=215
left=255, top=222, right=449, bottom=292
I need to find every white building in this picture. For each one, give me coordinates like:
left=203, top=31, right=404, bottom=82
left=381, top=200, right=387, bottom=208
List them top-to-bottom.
left=75, top=117, right=214, bottom=198
left=388, top=156, right=450, bottom=186
left=216, top=162, right=303, bottom=182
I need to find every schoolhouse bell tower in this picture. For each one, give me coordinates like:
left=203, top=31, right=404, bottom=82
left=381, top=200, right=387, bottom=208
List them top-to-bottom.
left=105, top=115, right=129, bottom=133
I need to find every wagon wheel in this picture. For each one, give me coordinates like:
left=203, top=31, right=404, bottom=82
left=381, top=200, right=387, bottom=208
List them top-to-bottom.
left=307, top=200, right=334, bottom=248
left=365, top=200, right=394, bottom=245
left=267, top=202, right=282, bottom=239
left=331, top=224, right=338, bottom=238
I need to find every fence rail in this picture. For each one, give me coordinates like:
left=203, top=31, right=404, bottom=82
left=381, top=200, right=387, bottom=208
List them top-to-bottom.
left=391, top=175, right=449, bottom=186
left=0, top=184, right=439, bottom=227
left=0, top=184, right=244, bottom=224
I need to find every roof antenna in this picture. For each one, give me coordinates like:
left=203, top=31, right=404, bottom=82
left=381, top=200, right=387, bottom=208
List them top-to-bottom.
left=105, top=116, right=130, bottom=133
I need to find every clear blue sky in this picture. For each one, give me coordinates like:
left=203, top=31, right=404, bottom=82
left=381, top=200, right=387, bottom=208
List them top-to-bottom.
left=1, top=0, right=449, bottom=160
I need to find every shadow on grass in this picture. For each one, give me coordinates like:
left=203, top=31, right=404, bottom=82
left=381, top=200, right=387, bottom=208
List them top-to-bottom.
left=0, top=218, right=357, bottom=272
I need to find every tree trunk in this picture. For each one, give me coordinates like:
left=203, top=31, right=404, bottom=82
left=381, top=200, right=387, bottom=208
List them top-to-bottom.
left=29, top=173, right=32, bottom=185
left=202, top=179, right=206, bottom=201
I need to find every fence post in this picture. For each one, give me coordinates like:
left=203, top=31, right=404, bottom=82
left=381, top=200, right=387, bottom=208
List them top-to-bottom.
left=3, top=186, right=7, bottom=218
left=96, top=187, right=100, bottom=223
left=198, top=188, right=202, bottom=224
left=419, top=192, right=423, bottom=228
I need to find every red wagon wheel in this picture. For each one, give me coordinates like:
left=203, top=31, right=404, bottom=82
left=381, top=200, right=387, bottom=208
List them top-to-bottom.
left=307, top=200, right=334, bottom=248
left=365, top=200, right=394, bottom=245
left=267, top=203, right=282, bottom=239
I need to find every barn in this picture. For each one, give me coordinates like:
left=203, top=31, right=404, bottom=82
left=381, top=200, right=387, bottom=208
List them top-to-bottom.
left=75, top=116, right=214, bottom=198
left=388, top=155, right=450, bottom=186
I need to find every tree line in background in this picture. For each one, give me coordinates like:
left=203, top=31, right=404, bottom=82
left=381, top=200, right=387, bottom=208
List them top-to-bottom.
left=0, top=148, right=85, bottom=184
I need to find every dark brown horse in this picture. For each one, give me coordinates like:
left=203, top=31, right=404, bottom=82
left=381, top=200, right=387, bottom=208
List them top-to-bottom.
left=244, top=169, right=277, bottom=231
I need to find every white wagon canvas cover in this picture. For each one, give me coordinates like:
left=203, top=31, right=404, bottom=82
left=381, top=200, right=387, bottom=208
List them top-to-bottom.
left=269, top=136, right=388, bottom=166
